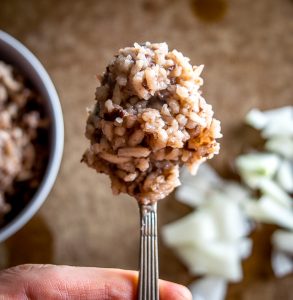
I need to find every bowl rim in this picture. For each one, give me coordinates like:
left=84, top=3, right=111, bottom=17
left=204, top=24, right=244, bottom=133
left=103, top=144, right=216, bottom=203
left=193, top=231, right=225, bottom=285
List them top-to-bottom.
left=0, top=30, right=64, bottom=242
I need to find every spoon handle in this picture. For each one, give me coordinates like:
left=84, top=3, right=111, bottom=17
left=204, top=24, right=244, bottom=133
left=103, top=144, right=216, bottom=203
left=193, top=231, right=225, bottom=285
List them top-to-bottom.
left=138, top=202, right=159, bottom=300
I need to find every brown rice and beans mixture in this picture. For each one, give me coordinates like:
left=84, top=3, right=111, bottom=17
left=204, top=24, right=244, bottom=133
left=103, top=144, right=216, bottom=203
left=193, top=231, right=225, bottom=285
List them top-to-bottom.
left=83, top=42, right=222, bottom=204
left=0, top=61, right=49, bottom=225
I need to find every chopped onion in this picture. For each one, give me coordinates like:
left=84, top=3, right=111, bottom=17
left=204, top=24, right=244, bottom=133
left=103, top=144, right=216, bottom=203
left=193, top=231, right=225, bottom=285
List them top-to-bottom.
left=245, top=106, right=293, bottom=138
left=257, top=106, right=293, bottom=138
left=262, top=106, right=293, bottom=122
left=245, top=108, right=268, bottom=130
left=262, top=119, right=293, bottom=138
left=265, top=137, right=293, bottom=160
left=236, top=153, right=280, bottom=179
left=276, top=160, right=293, bottom=193
left=165, top=163, right=253, bottom=282
left=177, top=164, right=251, bottom=208
left=181, top=164, right=222, bottom=186
left=177, top=165, right=223, bottom=207
left=239, top=173, right=266, bottom=189
left=257, top=178, right=292, bottom=208
left=220, top=182, right=250, bottom=204
left=163, top=185, right=251, bottom=281
left=176, top=185, right=205, bottom=207
left=206, top=195, right=251, bottom=240
left=244, top=195, right=293, bottom=230
left=161, top=210, right=218, bottom=247
left=272, top=230, right=293, bottom=255
left=237, top=238, right=253, bottom=259
left=174, top=242, right=243, bottom=281
left=174, top=244, right=208, bottom=275
left=271, top=250, right=293, bottom=277
left=189, top=276, right=227, bottom=300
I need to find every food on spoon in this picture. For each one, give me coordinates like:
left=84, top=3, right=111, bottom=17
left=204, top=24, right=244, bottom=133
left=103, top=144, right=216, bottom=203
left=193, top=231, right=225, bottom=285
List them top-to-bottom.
left=82, top=42, right=221, bottom=203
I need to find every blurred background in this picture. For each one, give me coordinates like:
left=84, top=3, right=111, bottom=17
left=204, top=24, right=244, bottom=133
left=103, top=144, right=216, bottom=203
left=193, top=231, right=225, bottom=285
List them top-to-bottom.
left=0, top=0, right=292, bottom=298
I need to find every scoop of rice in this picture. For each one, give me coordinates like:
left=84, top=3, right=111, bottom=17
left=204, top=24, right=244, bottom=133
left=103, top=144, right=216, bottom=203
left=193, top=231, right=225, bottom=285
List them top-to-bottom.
left=83, top=42, right=222, bottom=203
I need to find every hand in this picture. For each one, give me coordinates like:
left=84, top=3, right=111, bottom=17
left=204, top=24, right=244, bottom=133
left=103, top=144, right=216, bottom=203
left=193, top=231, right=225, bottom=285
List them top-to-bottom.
left=0, top=264, right=192, bottom=299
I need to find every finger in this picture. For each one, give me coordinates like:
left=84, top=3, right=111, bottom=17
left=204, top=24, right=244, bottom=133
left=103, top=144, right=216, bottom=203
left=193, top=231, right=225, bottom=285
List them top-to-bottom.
left=0, top=264, right=192, bottom=300
left=159, top=279, right=193, bottom=300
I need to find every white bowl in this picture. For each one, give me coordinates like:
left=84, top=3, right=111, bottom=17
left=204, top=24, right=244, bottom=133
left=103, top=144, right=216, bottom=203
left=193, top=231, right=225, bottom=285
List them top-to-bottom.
left=0, top=31, right=64, bottom=242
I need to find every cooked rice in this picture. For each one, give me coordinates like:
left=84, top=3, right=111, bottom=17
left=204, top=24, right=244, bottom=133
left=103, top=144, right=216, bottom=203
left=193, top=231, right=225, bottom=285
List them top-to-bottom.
left=83, top=42, right=222, bottom=203
left=0, top=61, right=49, bottom=219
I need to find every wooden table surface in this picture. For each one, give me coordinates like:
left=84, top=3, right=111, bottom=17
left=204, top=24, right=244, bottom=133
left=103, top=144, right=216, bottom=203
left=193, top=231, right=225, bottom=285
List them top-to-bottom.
left=0, top=0, right=293, bottom=299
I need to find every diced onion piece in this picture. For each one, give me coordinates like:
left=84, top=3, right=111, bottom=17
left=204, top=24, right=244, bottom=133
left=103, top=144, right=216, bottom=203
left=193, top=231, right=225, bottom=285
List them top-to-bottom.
left=246, top=106, right=293, bottom=138
left=261, top=106, right=293, bottom=138
left=263, top=106, right=293, bottom=121
left=245, top=108, right=268, bottom=130
left=262, top=119, right=293, bottom=138
left=265, top=137, right=293, bottom=159
left=236, top=153, right=280, bottom=179
left=276, top=160, right=293, bottom=193
left=177, top=164, right=222, bottom=207
left=180, top=164, right=222, bottom=186
left=240, top=173, right=265, bottom=189
left=257, top=178, right=292, bottom=208
left=220, top=182, right=250, bottom=204
left=176, top=185, right=204, bottom=207
left=206, top=195, right=251, bottom=240
left=244, top=196, right=293, bottom=230
left=244, top=199, right=271, bottom=222
left=161, top=210, right=217, bottom=247
left=272, top=230, right=293, bottom=255
left=238, top=238, right=253, bottom=259
left=174, top=242, right=243, bottom=281
left=174, top=244, right=208, bottom=275
left=271, top=250, right=293, bottom=277
left=189, top=276, right=227, bottom=300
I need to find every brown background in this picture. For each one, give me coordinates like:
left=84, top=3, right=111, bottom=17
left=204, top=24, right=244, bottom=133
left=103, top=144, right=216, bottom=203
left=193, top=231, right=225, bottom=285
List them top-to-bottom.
left=0, top=0, right=293, bottom=299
